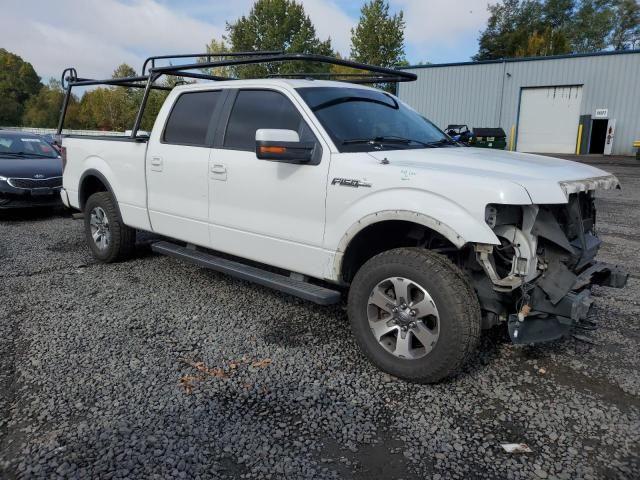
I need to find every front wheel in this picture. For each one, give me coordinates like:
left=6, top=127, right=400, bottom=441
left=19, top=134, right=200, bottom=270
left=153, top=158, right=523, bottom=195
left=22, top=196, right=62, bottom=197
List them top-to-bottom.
left=84, top=192, right=135, bottom=263
left=347, top=248, right=480, bottom=383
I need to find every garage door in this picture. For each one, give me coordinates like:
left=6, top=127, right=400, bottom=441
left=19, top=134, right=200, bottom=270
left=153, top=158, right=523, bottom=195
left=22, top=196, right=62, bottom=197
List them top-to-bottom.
left=516, top=86, right=583, bottom=154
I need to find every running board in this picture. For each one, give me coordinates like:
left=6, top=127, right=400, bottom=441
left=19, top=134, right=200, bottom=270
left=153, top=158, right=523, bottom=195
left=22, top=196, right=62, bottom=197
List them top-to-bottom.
left=151, top=241, right=341, bottom=305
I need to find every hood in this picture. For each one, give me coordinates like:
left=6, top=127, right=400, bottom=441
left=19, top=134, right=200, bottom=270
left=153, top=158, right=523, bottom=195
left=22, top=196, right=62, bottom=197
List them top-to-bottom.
left=367, top=147, right=618, bottom=204
left=0, top=156, right=63, bottom=179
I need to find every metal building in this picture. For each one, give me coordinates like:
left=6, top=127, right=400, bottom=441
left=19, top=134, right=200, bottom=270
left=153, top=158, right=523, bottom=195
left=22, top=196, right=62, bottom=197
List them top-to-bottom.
left=398, top=50, right=640, bottom=156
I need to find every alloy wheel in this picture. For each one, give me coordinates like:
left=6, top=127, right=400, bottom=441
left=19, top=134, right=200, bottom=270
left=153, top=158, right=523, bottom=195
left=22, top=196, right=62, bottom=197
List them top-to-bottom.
left=89, top=206, right=111, bottom=250
left=367, top=276, right=440, bottom=359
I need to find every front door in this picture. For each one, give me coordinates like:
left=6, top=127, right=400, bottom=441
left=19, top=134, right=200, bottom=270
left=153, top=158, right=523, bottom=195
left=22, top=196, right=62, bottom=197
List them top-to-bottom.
left=208, top=88, right=331, bottom=276
left=146, top=90, right=222, bottom=246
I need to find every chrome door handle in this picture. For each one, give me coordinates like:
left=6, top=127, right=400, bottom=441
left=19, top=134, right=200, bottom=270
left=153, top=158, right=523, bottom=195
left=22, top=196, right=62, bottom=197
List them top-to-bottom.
left=150, top=155, right=163, bottom=171
left=210, top=163, right=227, bottom=181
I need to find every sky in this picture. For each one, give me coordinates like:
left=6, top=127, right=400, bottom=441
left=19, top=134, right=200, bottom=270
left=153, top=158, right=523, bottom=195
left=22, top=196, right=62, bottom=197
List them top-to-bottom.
left=1, top=0, right=491, bottom=82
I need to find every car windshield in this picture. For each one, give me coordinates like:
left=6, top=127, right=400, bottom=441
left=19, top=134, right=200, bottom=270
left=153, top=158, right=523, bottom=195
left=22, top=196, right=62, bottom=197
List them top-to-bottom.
left=296, top=87, right=456, bottom=152
left=0, top=134, right=59, bottom=159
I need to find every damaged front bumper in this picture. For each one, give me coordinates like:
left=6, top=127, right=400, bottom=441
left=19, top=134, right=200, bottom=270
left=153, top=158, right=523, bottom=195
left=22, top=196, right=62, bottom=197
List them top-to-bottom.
left=474, top=186, right=628, bottom=345
left=507, top=262, right=628, bottom=344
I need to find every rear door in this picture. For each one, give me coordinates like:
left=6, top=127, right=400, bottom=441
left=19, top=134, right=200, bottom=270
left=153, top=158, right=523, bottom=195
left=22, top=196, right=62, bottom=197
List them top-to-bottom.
left=207, top=88, right=332, bottom=276
left=146, top=90, right=224, bottom=246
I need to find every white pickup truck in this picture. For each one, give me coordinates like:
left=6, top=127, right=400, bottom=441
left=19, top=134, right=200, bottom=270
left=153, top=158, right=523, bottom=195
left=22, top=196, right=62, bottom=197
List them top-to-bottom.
left=58, top=54, right=627, bottom=383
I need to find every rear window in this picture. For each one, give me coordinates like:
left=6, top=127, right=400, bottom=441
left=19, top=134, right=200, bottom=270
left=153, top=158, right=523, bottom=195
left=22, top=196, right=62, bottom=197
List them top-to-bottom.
left=163, top=91, right=221, bottom=146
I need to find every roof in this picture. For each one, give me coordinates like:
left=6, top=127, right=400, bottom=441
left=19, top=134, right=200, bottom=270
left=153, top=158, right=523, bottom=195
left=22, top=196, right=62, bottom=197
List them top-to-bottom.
left=402, top=48, right=640, bottom=70
left=171, top=78, right=377, bottom=93
left=0, top=130, right=41, bottom=139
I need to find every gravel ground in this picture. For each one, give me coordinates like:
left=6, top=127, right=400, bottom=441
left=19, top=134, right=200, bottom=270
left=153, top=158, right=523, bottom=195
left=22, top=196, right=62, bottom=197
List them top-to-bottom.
left=1, top=157, right=639, bottom=479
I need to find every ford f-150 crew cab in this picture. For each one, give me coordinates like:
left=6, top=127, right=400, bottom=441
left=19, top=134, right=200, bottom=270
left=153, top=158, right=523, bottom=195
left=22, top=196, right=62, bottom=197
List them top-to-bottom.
left=57, top=53, right=628, bottom=383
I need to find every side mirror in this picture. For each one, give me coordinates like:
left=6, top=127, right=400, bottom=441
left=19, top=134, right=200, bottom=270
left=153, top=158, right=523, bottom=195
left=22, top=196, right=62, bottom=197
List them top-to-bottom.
left=255, top=129, right=314, bottom=164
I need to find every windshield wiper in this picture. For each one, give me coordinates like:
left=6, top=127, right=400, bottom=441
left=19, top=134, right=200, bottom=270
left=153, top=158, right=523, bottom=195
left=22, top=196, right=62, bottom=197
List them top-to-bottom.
left=342, top=136, right=431, bottom=147
left=424, top=138, right=457, bottom=147
left=0, top=151, right=56, bottom=158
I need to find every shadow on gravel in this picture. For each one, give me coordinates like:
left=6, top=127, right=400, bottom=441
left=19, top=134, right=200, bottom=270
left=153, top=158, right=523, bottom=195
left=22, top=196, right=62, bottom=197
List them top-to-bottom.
left=0, top=206, right=69, bottom=222
left=262, top=305, right=347, bottom=348
left=320, top=435, right=422, bottom=480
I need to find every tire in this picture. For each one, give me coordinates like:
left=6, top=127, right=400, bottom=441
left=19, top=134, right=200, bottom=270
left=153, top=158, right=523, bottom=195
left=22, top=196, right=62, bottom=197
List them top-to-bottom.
left=84, top=191, right=135, bottom=263
left=347, top=247, right=480, bottom=383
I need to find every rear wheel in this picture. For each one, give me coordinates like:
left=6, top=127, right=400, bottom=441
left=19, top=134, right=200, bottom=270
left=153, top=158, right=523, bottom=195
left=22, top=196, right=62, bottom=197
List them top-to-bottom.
left=84, top=192, right=135, bottom=262
left=347, top=248, right=480, bottom=383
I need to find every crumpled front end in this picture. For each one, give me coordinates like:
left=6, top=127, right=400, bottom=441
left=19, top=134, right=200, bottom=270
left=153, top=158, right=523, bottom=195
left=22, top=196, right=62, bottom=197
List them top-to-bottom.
left=471, top=176, right=628, bottom=344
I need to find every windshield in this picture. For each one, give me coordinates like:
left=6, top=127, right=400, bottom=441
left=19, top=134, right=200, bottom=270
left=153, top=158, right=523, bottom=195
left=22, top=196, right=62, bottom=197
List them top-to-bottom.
left=296, top=87, right=455, bottom=152
left=0, top=134, right=59, bottom=159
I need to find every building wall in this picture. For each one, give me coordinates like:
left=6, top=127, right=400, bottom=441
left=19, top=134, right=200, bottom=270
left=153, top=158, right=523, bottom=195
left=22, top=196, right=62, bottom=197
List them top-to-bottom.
left=398, top=51, right=640, bottom=156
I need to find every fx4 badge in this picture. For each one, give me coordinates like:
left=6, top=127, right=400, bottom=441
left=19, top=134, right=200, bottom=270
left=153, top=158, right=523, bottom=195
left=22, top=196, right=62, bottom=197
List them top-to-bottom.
left=331, top=178, right=372, bottom=188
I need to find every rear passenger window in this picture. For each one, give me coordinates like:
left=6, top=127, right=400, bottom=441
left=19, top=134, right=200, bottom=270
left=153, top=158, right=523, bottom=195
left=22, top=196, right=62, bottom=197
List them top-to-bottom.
left=224, top=90, right=314, bottom=151
left=163, top=91, right=220, bottom=146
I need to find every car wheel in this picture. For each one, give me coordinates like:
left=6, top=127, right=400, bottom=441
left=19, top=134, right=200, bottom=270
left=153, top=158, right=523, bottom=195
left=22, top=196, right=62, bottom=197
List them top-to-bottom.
left=84, top=192, right=135, bottom=263
left=348, top=248, right=480, bottom=383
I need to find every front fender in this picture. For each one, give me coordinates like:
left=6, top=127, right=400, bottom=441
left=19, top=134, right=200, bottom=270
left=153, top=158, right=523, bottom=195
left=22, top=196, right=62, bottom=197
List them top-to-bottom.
left=325, top=188, right=502, bottom=253
left=324, top=189, right=505, bottom=282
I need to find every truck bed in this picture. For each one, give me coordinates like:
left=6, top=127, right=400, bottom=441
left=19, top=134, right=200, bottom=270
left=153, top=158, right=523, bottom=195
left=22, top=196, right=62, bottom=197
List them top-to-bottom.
left=62, top=136, right=152, bottom=231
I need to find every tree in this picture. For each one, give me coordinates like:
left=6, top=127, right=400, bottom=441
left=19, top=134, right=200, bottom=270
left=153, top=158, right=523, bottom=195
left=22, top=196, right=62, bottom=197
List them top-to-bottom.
left=225, top=0, right=333, bottom=78
left=350, top=0, right=406, bottom=68
left=473, top=0, right=638, bottom=59
left=474, top=0, right=574, bottom=60
left=475, top=0, right=530, bottom=60
left=542, top=0, right=575, bottom=29
left=570, top=0, right=615, bottom=52
left=610, top=0, right=640, bottom=49
left=516, top=27, right=570, bottom=56
left=200, top=38, right=233, bottom=78
left=0, top=48, right=41, bottom=126
left=68, top=62, right=171, bottom=132
left=77, top=64, right=139, bottom=131
left=112, top=64, right=137, bottom=79
left=22, top=78, right=80, bottom=129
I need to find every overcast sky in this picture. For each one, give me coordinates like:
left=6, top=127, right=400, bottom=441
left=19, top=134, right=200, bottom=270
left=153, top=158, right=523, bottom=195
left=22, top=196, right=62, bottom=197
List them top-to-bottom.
left=2, top=0, right=491, bottom=82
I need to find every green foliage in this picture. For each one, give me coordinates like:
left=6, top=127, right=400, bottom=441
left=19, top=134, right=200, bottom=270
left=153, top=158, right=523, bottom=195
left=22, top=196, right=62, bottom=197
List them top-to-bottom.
left=225, top=0, right=333, bottom=78
left=350, top=0, right=406, bottom=68
left=474, top=0, right=639, bottom=60
left=570, top=0, right=615, bottom=53
left=610, top=0, right=640, bottom=49
left=515, top=27, right=571, bottom=56
left=200, top=38, right=233, bottom=78
left=0, top=48, right=41, bottom=126
left=72, top=63, right=168, bottom=132
left=112, top=64, right=137, bottom=79
left=22, top=79, right=80, bottom=129
left=139, top=84, right=170, bottom=132
left=77, top=88, right=131, bottom=131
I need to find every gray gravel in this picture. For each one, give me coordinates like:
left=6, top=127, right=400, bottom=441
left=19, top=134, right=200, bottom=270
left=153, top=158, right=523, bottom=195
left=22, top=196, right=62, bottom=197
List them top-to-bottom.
left=1, top=156, right=639, bottom=479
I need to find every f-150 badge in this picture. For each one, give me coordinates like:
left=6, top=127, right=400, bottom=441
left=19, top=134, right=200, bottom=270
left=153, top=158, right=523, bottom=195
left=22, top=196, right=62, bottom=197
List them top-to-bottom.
left=331, top=178, right=372, bottom=188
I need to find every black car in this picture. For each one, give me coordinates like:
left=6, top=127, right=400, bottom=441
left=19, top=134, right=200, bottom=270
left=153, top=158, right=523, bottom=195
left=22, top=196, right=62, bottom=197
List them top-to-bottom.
left=0, top=131, right=63, bottom=209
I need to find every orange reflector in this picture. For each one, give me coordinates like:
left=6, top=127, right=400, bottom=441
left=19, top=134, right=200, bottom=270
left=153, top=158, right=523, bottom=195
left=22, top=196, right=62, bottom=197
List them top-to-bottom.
left=259, top=146, right=287, bottom=154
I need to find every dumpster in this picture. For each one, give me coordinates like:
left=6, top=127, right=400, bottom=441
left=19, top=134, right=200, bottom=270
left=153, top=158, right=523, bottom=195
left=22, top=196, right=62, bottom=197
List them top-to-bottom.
left=469, top=127, right=507, bottom=150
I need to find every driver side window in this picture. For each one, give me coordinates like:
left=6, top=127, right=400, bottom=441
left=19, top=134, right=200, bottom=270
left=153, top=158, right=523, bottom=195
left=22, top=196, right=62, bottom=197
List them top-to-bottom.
left=223, top=90, right=316, bottom=151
